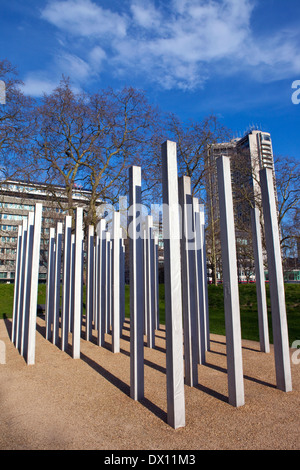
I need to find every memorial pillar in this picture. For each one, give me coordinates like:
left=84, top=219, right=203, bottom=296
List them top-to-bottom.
left=162, top=141, right=185, bottom=429
left=216, top=155, right=245, bottom=407
left=129, top=166, right=144, bottom=401
left=260, top=168, right=292, bottom=392
left=178, top=176, right=198, bottom=386
left=192, top=198, right=206, bottom=365
left=26, top=203, right=42, bottom=365
left=199, top=204, right=210, bottom=352
left=72, top=207, right=83, bottom=359
left=251, top=207, right=270, bottom=353
left=20, top=211, right=34, bottom=358
left=111, top=211, right=120, bottom=353
left=145, top=215, right=155, bottom=349
left=61, top=216, right=72, bottom=352
left=15, top=219, right=28, bottom=351
left=97, top=219, right=106, bottom=347
left=52, top=222, right=62, bottom=347
left=12, top=225, right=22, bottom=345
left=86, top=225, right=94, bottom=341
left=45, top=228, right=55, bottom=341
left=105, top=232, right=112, bottom=334
left=69, top=234, right=75, bottom=334
left=93, top=234, right=99, bottom=331
left=154, top=235, right=160, bottom=330
left=120, top=236, right=125, bottom=334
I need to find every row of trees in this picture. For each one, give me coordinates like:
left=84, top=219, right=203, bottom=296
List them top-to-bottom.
left=1, top=59, right=299, bottom=283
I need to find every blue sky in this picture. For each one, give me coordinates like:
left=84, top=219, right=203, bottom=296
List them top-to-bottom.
left=1, top=0, right=300, bottom=160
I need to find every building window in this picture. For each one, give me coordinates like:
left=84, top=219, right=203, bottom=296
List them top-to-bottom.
left=0, top=213, right=27, bottom=221
left=1, top=225, right=18, bottom=231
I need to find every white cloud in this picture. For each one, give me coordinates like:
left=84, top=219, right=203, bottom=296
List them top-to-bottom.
left=39, top=0, right=300, bottom=91
left=41, top=0, right=127, bottom=38
left=110, top=0, right=254, bottom=89
left=130, top=1, right=162, bottom=30
left=241, top=30, right=300, bottom=81
left=88, top=46, right=107, bottom=68
left=56, top=53, right=92, bottom=81
left=21, top=74, right=83, bottom=97
left=21, top=77, right=59, bottom=97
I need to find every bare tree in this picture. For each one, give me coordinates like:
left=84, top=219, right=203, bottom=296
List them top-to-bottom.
left=0, top=59, right=36, bottom=181
left=29, top=78, right=163, bottom=233
left=167, top=113, right=230, bottom=199
left=163, top=114, right=231, bottom=285
left=273, top=156, right=300, bottom=269
left=275, top=156, right=300, bottom=244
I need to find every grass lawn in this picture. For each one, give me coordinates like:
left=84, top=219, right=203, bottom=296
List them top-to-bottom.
left=1, top=282, right=299, bottom=346
left=207, top=283, right=300, bottom=345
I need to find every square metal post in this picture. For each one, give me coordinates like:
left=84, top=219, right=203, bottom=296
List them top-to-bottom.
left=162, top=141, right=185, bottom=429
left=216, top=155, right=245, bottom=407
left=129, top=166, right=144, bottom=401
left=260, top=168, right=292, bottom=392
left=178, top=176, right=198, bottom=386
left=192, top=198, right=206, bottom=365
left=26, top=203, right=42, bottom=365
left=199, top=204, right=210, bottom=352
left=72, top=207, right=83, bottom=359
left=251, top=207, right=270, bottom=353
left=20, top=211, right=34, bottom=358
left=111, top=211, right=120, bottom=353
left=145, top=215, right=155, bottom=349
left=61, top=216, right=72, bottom=351
left=15, top=219, right=28, bottom=351
left=97, top=219, right=106, bottom=347
left=53, top=222, right=62, bottom=347
left=12, top=225, right=22, bottom=345
left=86, top=225, right=94, bottom=341
left=45, top=227, right=55, bottom=341
left=104, top=232, right=112, bottom=334
left=69, top=234, right=75, bottom=334
left=93, top=234, right=99, bottom=331
left=154, top=235, right=160, bottom=331
left=120, top=236, right=125, bottom=334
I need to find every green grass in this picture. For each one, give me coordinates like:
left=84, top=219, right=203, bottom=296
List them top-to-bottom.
left=1, top=282, right=299, bottom=346
left=200, top=283, right=300, bottom=346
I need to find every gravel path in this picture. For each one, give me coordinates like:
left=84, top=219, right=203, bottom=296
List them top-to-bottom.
left=0, top=316, right=299, bottom=450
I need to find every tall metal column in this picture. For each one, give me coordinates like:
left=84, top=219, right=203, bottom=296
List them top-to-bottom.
left=162, top=141, right=186, bottom=429
left=217, top=155, right=245, bottom=407
left=129, top=166, right=144, bottom=401
left=260, top=168, right=292, bottom=392
left=178, top=176, right=198, bottom=386
left=26, top=203, right=42, bottom=365
left=72, top=207, right=83, bottom=359
left=251, top=207, right=270, bottom=353
left=111, top=211, right=120, bottom=354
left=61, top=216, right=72, bottom=352
left=97, top=219, right=106, bottom=347
left=53, top=222, right=62, bottom=347
left=86, top=225, right=94, bottom=341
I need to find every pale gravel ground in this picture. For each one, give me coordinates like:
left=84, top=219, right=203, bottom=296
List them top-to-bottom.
left=0, top=316, right=299, bottom=450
